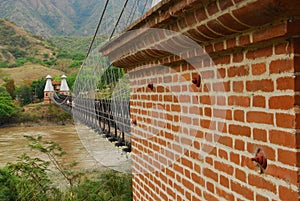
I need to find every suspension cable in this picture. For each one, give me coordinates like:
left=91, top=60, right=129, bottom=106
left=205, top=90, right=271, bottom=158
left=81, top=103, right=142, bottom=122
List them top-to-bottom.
left=85, top=0, right=110, bottom=59
left=109, top=0, right=129, bottom=40
left=125, top=0, right=138, bottom=27
left=141, top=0, right=150, bottom=15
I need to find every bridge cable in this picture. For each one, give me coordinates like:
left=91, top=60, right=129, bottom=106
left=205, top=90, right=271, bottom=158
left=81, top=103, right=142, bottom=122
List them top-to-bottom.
left=85, top=0, right=110, bottom=59
left=109, top=0, right=129, bottom=40
left=125, top=0, right=138, bottom=27
left=141, top=0, right=150, bottom=15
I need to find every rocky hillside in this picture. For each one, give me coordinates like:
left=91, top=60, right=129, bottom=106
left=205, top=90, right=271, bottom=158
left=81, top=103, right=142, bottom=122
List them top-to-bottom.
left=0, top=0, right=152, bottom=37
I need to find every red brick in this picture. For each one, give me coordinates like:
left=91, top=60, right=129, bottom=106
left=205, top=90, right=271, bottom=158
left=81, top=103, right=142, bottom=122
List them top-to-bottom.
left=206, top=0, right=219, bottom=16
left=219, top=0, right=234, bottom=10
left=194, top=8, right=207, bottom=23
left=218, top=13, right=248, bottom=31
left=253, top=23, right=287, bottom=43
left=238, top=34, right=250, bottom=46
left=226, top=38, right=237, bottom=49
left=213, top=41, right=224, bottom=52
left=275, top=41, right=293, bottom=55
left=246, top=46, right=273, bottom=60
left=233, top=52, right=244, bottom=62
left=213, top=55, right=231, bottom=65
left=270, top=59, right=294, bottom=74
left=252, top=63, right=266, bottom=75
left=228, top=65, right=249, bottom=77
left=217, top=68, right=226, bottom=78
left=201, top=70, right=215, bottom=79
left=276, top=77, right=295, bottom=90
left=246, top=79, right=274, bottom=92
left=212, top=81, right=230, bottom=92
left=233, top=81, right=244, bottom=92
left=200, top=95, right=214, bottom=105
left=228, top=95, right=250, bottom=107
left=253, top=95, right=266, bottom=108
left=216, top=96, right=226, bottom=106
left=269, top=96, right=294, bottom=110
left=204, top=107, right=212, bottom=117
left=213, top=108, right=232, bottom=120
left=234, top=110, right=244, bottom=122
left=247, top=111, right=274, bottom=125
left=276, top=113, right=295, bottom=128
left=200, top=119, right=215, bottom=129
left=229, top=124, right=251, bottom=137
left=253, top=128, right=267, bottom=142
left=269, top=130, right=296, bottom=148
left=218, top=135, right=233, bottom=148
left=234, top=139, right=245, bottom=150
left=218, top=148, right=228, bottom=159
left=278, top=149, right=297, bottom=166
left=230, top=152, right=240, bottom=165
left=181, top=157, right=193, bottom=169
left=215, top=161, right=233, bottom=175
left=266, top=164, right=298, bottom=186
left=203, top=167, right=218, bottom=182
left=235, top=168, right=246, bottom=182
left=248, top=174, right=276, bottom=192
left=220, top=175, right=229, bottom=188
left=182, top=177, right=194, bottom=192
left=231, top=180, right=254, bottom=200
left=206, top=181, right=214, bottom=193
left=279, top=186, right=299, bottom=201
left=216, top=187, right=234, bottom=200
left=203, top=192, right=218, bottom=201
left=256, top=194, right=269, bottom=201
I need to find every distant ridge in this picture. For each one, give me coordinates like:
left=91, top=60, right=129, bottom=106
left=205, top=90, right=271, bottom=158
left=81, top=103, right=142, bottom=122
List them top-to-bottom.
left=0, top=0, right=151, bottom=37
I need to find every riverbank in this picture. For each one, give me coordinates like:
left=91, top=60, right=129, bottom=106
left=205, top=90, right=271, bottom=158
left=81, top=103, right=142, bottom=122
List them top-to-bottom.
left=1, top=103, right=74, bottom=128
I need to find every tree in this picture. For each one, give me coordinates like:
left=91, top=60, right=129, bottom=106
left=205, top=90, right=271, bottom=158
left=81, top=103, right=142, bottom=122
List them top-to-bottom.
left=66, top=74, right=76, bottom=91
left=4, top=78, right=16, bottom=99
left=31, top=78, right=46, bottom=101
left=15, top=85, right=33, bottom=106
left=0, top=87, right=17, bottom=124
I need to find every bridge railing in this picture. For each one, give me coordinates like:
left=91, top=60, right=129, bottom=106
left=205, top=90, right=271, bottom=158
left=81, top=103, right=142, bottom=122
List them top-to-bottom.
left=51, top=94, right=131, bottom=151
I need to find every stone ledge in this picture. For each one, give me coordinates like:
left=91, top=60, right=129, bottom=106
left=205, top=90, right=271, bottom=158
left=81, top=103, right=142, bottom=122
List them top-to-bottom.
left=100, top=0, right=300, bottom=68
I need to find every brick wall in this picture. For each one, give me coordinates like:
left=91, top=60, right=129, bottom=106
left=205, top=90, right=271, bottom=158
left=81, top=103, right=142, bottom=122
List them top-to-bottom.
left=101, top=0, right=300, bottom=200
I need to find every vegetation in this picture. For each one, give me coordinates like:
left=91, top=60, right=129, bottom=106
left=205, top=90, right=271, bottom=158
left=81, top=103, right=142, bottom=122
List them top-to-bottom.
left=0, top=19, right=59, bottom=68
left=31, top=78, right=46, bottom=101
left=15, top=85, right=34, bottom=106
left=0, top=87, right=18, bottom=124
left=0, top=135, right=132, bottom=201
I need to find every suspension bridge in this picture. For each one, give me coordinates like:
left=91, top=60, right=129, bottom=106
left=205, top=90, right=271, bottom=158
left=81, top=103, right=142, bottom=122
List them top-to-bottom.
left=45, top=0, right=300, bottom=200
left=48, top=0, right=157, bottom=152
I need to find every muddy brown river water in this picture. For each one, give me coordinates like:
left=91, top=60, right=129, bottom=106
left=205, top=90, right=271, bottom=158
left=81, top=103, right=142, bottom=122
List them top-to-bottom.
left=0, top=124, right=131, bottom=173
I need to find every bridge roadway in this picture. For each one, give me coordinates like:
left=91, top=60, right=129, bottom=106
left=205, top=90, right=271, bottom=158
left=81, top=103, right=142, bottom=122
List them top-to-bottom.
left=51, top=94, right=131, bottom=152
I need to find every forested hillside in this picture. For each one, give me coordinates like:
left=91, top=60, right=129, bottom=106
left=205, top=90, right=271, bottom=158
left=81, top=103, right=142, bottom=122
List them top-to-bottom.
left=0, top=0, right=152, bottom=37
left=0, top=18, right=82, bottom=86
left=0, top=19, right=58, bottom=69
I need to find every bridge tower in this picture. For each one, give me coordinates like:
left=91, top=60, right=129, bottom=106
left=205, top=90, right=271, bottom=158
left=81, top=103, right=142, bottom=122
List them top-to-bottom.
left=59, top=74, right=70, bottom=95
left=43, top=75, right=54, bottom=104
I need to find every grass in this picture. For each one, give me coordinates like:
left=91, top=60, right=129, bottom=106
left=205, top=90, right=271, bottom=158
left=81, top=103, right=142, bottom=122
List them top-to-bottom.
left=0, top=64, right=65, bottom=86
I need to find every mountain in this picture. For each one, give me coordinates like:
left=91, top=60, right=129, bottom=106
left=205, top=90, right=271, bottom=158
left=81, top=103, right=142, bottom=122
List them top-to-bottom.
left=0, top=0, right=152, bottom=37
left=0, top=18, right=58, bottom=68
left=0, top=18, right=65, bottom=85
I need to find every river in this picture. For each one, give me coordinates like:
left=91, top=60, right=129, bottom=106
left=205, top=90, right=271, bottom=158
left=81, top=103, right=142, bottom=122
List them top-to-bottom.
left=0, top=124, right=131, bottom=173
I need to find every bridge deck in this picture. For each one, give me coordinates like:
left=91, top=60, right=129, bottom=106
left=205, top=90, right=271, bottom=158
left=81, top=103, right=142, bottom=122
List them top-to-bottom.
left=51, top=94, right=131, bottom=152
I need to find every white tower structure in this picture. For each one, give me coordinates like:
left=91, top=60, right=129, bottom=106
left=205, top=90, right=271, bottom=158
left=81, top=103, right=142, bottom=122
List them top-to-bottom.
left=59, top=74, right=70, bottom=95
left=44, top=75, right=54, bottom=104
